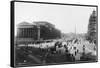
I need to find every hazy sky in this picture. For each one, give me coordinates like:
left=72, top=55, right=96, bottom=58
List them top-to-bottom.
left=15, top=2, right=96, bottom=36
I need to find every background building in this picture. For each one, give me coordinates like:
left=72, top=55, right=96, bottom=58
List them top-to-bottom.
left=16, top=21, right=61, bottom=44
left=34, top=21, right=61, bottom=40
left=16, top=22, right=38, bottom=39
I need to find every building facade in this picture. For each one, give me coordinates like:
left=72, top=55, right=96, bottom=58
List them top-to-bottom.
left=16, top=21, right=61, bottom=44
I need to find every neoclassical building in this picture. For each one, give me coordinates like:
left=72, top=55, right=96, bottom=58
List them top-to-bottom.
left=15, top=21, right=61, bottom=44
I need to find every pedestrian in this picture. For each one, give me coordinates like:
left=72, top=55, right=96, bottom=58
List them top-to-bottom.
left=82, top=45, right=85, bottom=55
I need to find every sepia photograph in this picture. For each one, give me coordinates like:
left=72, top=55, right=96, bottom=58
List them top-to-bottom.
left=12, top=1, right=98, bottom=67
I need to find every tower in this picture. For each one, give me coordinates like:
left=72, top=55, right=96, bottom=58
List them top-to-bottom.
left=87, top=10, right=97, bottom=43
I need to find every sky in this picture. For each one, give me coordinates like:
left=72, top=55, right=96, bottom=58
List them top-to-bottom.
left=14, top=2, right=96, bottom=36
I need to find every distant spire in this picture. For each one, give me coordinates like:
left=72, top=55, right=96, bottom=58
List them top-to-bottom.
left=74, top=25, right=77, bottom=38
left=75, top=25, right=76, bottom=34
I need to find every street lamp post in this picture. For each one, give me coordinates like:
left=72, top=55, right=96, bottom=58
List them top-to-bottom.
left=37, top=25, right=40, bottom=40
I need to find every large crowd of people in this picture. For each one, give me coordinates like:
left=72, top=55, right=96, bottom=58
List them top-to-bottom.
left=16, top=38, right=97, bottom=65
